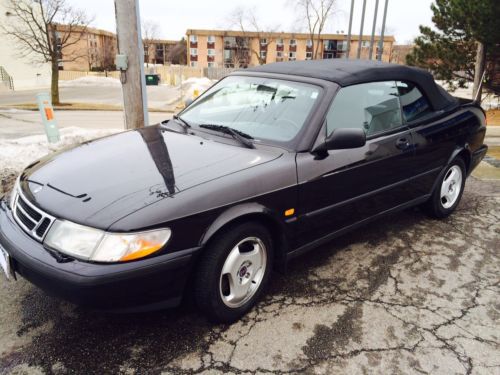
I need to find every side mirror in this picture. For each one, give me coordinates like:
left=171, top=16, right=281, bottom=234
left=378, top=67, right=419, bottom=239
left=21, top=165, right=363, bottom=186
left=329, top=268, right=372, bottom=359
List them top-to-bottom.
left=313, top=128, right=366, bottom=154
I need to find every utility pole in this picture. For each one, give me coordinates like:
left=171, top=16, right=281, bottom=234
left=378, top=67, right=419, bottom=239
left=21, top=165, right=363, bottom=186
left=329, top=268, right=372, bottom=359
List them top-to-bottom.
left=114, top=0, right=149, bottom=129
left=345, top=0, right=355, bottom=59
left=356, top=0, right=367, bottom=59
left=368, top=0, right=379, bottom=60
left=377, top=0, right=389, bottom=61
left=472, top=42, right=486, bottom=102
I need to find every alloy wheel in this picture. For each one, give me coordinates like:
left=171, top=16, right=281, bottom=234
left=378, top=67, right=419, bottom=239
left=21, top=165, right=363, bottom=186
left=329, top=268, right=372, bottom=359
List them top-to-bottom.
left=440, top=165, right=463, bottom=209
left=219, top=237, right=267, bottom=308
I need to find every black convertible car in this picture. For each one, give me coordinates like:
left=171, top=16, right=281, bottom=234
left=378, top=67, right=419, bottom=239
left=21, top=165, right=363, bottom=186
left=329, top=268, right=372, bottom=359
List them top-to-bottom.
left=0, top=60, right=487, bottom=322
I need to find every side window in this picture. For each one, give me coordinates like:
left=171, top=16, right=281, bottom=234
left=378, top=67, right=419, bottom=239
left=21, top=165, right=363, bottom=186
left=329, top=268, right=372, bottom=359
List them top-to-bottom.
left=326, top=81, right=403, bottom=137
left=396, top=81, right=432, bottom=122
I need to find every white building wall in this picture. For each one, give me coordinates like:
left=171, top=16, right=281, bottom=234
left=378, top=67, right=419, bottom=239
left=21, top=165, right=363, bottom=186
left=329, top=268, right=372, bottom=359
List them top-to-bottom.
left=0, top=0, right=51, bottom=90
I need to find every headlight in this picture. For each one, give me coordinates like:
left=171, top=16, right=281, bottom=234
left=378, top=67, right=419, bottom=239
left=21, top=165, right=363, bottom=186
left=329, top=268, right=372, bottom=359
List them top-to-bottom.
left=9, top=176, right=20, bottom=209
left=44, top=220, right=171, bottom=262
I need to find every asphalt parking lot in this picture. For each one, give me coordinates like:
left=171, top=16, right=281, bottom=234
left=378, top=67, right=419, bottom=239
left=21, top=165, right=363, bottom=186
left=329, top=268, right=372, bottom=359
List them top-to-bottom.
left=0, top=174, right=498, bottom=374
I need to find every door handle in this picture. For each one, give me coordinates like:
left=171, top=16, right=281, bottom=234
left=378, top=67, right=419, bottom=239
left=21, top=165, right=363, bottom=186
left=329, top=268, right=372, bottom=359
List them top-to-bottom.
left=395, top=138, right=411, bottom=150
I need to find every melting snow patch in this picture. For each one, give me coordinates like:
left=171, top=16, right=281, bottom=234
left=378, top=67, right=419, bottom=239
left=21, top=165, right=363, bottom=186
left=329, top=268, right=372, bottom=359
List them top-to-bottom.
left=59, top=76, right=121, bottom=87
left=0, top=127, right=120, bottom=193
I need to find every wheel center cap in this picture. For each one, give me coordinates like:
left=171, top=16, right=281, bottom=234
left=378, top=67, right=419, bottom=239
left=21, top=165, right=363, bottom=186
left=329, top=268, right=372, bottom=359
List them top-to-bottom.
left=239, top=266, right=248, bottom=278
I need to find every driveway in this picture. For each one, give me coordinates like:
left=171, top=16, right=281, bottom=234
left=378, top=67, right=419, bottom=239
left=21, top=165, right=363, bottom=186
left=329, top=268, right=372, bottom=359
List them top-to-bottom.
left=0, top=175, right=498, bottom=374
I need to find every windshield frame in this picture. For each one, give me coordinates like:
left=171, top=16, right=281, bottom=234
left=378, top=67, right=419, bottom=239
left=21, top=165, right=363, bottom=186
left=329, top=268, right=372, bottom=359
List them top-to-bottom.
left=178, top=73, right=332, bottom=151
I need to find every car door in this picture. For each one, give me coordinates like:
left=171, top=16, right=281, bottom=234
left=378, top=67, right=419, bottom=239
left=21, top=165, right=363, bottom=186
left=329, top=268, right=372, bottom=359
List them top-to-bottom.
left=395, top=80, right=478, bottom=200
left=294, top=81, right=416, bottom=249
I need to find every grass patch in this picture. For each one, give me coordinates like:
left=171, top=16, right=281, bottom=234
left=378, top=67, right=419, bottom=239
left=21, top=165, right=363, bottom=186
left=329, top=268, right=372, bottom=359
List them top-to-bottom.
left=486, top=109, right=500, bottom=126
left=487, top=145, right=500, bottom=159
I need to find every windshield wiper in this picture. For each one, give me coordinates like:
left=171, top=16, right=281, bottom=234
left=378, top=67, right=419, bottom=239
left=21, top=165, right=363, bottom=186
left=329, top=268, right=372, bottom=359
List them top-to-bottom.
left=161, top=115, right=191, bottom=133
left=199, top=124, right=254, bottom=149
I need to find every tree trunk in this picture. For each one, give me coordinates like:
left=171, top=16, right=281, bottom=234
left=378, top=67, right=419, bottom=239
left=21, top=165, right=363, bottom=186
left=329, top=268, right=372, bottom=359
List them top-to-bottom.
left=472, top=42, right=486, bottom=102
left=51, top=58, right=60, bottom=105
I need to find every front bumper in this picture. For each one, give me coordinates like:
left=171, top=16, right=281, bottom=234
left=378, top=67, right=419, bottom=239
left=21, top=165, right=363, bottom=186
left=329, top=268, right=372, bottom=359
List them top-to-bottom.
left=0, top=199, right=200, bottom=311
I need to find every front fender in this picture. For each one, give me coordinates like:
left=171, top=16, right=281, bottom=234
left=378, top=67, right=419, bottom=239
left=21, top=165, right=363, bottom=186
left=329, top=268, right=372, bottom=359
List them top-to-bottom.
left=199, top=202, right=287, bottom=246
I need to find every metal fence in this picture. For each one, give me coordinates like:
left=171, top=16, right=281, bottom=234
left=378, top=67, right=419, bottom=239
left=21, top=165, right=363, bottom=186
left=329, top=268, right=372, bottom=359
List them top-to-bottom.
left=0, top=66, right=14, bottom=90
left=59, top=66, right=235, bottom=85
left=204, top=67, right=235, bottom=80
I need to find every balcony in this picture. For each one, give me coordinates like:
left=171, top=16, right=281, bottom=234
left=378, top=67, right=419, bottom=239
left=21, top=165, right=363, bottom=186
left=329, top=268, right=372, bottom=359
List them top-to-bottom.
left=223, top=37, right=249, bottom=49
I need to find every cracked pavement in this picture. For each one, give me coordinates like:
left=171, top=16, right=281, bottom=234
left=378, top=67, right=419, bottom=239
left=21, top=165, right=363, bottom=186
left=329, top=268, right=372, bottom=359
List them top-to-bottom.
left=0, top=176, right=498, bottom=374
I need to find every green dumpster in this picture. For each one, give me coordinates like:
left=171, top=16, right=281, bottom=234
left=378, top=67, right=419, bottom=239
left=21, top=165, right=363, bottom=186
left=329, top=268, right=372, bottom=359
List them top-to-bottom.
left=145, top=74, right=160, bottom=86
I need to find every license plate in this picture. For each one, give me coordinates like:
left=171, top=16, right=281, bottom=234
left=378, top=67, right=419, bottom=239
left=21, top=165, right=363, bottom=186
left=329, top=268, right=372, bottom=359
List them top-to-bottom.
left=0, top=244, right=13, bottom=280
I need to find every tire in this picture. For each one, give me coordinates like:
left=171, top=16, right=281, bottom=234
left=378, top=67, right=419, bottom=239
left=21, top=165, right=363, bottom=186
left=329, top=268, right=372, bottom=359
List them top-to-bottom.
left=422, top=157, right=466, bottom=219
left=194, top=222, right=274, bottom=323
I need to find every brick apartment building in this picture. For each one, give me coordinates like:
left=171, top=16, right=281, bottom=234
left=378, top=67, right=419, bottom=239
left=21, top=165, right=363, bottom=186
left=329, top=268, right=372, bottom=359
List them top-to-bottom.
left=53, top=25, right=118, bottom=71
left=54, top=25, right=179, bottom=71
left=46, top=26, right=395, bottom=72
left=186, top=29, right=395, bottom=68
left=143, top=39, right=180, bottom=66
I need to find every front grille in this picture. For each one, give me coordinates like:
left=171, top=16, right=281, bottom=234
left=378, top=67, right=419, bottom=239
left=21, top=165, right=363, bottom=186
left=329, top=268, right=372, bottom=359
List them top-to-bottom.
left=12, top=187, right=55, bottom=242
left=17, top=196, right=42, bottom=222
left=16, top=207, right=36, bottom=230
left=36, top=218, right=51, bottom=237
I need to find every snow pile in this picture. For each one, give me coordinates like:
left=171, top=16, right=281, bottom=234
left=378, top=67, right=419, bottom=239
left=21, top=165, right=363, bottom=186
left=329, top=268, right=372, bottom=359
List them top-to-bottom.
left=59, top=76, right=121, bottom=88
left=181, top=77, right=216, bottom=101
left=437, top=80, right=499, bottom=109
left=0, top=127, right=120, bottom=193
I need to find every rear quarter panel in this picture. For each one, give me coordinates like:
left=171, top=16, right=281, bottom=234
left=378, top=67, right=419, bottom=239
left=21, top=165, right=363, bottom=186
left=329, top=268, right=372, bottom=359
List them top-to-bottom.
left=408, top=105, right=486, bottom=198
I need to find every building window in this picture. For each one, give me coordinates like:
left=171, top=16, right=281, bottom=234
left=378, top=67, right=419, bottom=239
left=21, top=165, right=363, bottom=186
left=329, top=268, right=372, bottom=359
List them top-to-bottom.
left=190, top=35, right=198, bottom=43
left=207, top=35, right=215, bottom=43
left=260, top=38, right=267, bottom=45
left=276, top=38, right=284, bottom=46
left=289, top=39, right=297, bottom=46
left=306, top=39, right=313, bottom=47
left=337, top=40, right=347, bottom=51
left=361, top=40, right=370, bottom=47
left=190, top=48, right=198, bottom=56
left=207, top=49, right=216, bottom=56
left=260, top=51, right=267, bottom=59
left=276, top=51, right=283, bottom=58
left=306, top=51, right=313, bottom=60
left=288, top=52, right=296, bottom=60
left=190, top=61, right=198, bottom=67
left=208, top=62, right=216, bottom=68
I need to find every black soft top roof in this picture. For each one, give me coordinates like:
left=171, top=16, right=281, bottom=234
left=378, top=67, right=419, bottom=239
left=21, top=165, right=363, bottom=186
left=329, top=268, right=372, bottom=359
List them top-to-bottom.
left=244, top=59, right=457, bottom=111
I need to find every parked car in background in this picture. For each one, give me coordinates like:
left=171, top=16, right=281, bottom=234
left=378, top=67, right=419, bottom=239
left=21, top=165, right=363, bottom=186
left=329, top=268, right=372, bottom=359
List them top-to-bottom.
left=0, top=60, right=487, bottom=322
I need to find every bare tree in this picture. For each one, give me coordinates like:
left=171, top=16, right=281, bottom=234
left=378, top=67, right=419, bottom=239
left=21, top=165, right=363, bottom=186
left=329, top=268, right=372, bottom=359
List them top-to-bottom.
left=1, top=0, right=92, bottom=104
left=291, top=0, right=337, bottom=59
left=227, top=6, right=279, bottom=66
left=142, top=20, right=160, bottom=66
left=90, top=38, right=116, bottom=71
left=168, top=38, right=187, bottom=65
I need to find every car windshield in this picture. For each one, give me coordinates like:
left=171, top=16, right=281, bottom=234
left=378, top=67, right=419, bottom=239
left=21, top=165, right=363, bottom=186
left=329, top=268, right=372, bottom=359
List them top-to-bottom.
left=181, top=76, right=321, bottom=144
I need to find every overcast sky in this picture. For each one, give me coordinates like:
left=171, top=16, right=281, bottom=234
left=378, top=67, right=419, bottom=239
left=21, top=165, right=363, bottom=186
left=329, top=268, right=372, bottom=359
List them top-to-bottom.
left=70, top=0, right=435, bottom=45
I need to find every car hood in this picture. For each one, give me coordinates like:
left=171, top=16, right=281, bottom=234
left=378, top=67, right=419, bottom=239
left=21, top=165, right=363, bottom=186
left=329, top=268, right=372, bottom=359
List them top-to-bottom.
left=21, top=126, right=282, bottom=229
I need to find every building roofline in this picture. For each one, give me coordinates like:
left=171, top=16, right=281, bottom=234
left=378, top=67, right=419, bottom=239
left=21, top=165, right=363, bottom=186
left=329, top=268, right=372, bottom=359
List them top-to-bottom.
left=54, top=24, right=116, bottom=38
left=54, top=24, right=180, bottom=44
left=186, top=29, right=395, bottom=42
